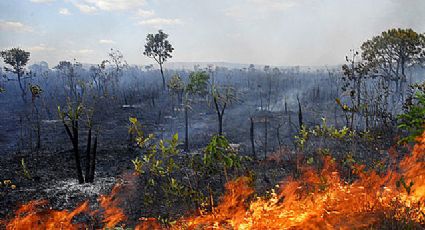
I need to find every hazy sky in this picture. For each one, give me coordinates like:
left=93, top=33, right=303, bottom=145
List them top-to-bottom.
left=1, top=0, right=425, bottom=67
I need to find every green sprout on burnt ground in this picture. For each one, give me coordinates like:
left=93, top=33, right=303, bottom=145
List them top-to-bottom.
left=128, top=117, right=251, bottom=216
left=129, top=117, right=186, bottom=208
left=293, top=117, right=381, bottom=180
left=203, top=134, right=244, bottom=183
left=131, top=157, right=143, bottom=175
left=20, top=158, right=32, bottom=180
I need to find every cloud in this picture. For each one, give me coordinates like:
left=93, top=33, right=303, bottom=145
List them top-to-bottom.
left=30, top=0, right=55, bottom=3
left=74, top=0, right=145, bottom=11
left=224, top=0, right=299, bottom=20
left=248, top=0, right=297, bottom=12
left=74, top=3, right=97, bottom=14
left=223, top=7, right=244, bottom=19
left=59, top=8, right=72, bottom=15
left=137, top=9, right=155, bottom=18
left=138, top=18, right=183, bottom=27
left=0, top=20, right=33, bottom=33
left=99, top=39, right=115, bottom=44
left=28, top=44, right=55, bottom=52
left=76, top=49, right=94, bottom=54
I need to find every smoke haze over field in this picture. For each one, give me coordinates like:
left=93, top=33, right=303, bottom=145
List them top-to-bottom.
left=0, top=0, right=424, bottom=66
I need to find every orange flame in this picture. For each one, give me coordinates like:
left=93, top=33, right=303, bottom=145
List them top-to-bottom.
left=3, top=132, right=425, bottom=229
left=174, top=132, right=425, bottom=229
left=97, top=183, right=127, bottom=228
left=5, top=200, right=89, bottom=230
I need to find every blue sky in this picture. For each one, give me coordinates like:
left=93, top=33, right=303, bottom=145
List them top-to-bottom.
left=1, top=0, right=425, bottom=67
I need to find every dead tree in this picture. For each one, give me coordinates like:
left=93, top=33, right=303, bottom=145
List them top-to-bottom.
left=297, top=95, right=303, bottom=129
left=264, top=116, right=268, bottom=159
left=250, top=117, right=256, bottom=160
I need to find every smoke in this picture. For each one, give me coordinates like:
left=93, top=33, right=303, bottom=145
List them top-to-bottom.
left=386, top=0, right=425, bottom=31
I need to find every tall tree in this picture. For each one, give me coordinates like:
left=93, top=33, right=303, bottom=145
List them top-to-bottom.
left=361, top=28, right=425, bottom=94
left=143, top=30, right=174, bottom=90
left=1, top=48, right=30, bottom=100
left=108, top=48, right=127, bottom=96
left=54, top=61, right=82, bottom=101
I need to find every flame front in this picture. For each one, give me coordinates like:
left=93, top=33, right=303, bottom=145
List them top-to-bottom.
left=177, top=131, right=425, bottom=229
left=3, top=132, right=425, bottom=229
left=5, top=200, right=88, bottom=230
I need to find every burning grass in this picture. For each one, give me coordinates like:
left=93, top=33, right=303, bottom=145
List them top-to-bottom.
left=3, top=132, right=425, bottom=229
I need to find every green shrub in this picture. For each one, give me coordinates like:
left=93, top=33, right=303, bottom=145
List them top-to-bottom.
left=398, top=87, right=425, bottom=143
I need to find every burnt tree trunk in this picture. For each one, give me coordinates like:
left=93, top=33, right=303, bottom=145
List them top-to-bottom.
left=160, top=63, right=165, bottom=91
left=17, top=72, right=27, bottom=102
left=213, top=96, right=226, bottom=135
left=297, top=96, right=303, bottom=129
left=184, top=106, right=189, bottom=151
left=218, top=114, right=223, bottom=135
left=264, top=116, right=268, bottom=159
left=250, top=117, right=256, bottom=160
left=64, top=121, right=84, bottom=184
left=277, top=123, right=282, bottom=146
left=85, top=127, right=92, bottom=182
left=88, top=134, right=97, bottom=183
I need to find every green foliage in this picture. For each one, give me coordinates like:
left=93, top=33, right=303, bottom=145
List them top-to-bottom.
left=339, top=28, right=425, bottom=130
left=361, top=28, right=425, bottom=73
left=143, top=30, right=174, bottom=64
left=0, top=48, right=30, bottom=75
left=186, top=71, right=210, bottom=96
left=167, top=74, right=184, bottom=93
left=29, top=84, right=43, bottom=100
left=210, top=85, right=238, bottom=134
left=211, top=85, right=237, bottom=104
left=0, top=87, right=5, bottom=93
left=398, top=89, right=425, bottom=143
left=335, top=98, right=357, bottom=113
left=57, top=99, right=83, bottom=122
left=129, top=117, right=154, bottom=148
left=129, top=117, right=186, bottom=206
left=128, top=118, right=249, bottom=212
left=294, top=118, right=374, bottom=174
left=295, top=118, right=359, bottom=148
left=310, top=118, right=354, bottom=139
left=294, top=125, right=309, bottom=150
left=358, top=130, right=374, bottom=142
left=135, top=132, right=183, bottom=206
left=140, top=133, right=180, bottom=179
left=203, top=135, right=243, bottom=180
left=317, top=148, right=331, bottom=157
left=306, top=156, right=314, bottom=165
left=131, top=157, right=143, bottom=174
left=20, top=158, right=32, bottom=180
